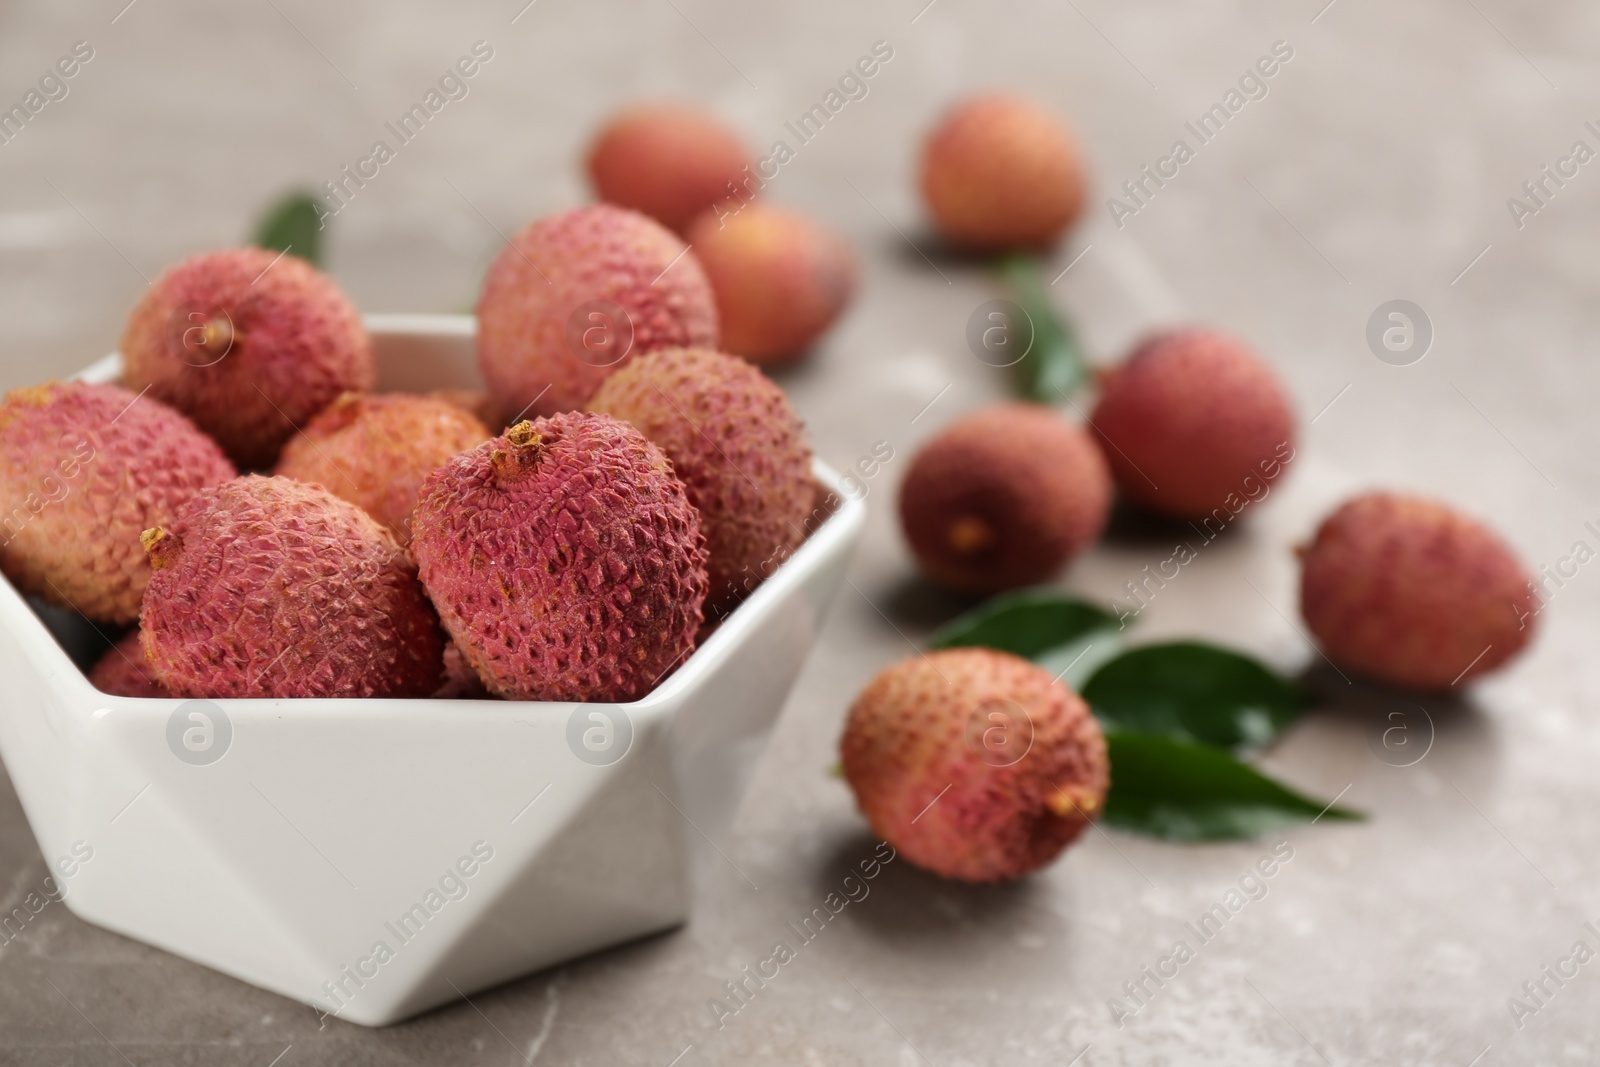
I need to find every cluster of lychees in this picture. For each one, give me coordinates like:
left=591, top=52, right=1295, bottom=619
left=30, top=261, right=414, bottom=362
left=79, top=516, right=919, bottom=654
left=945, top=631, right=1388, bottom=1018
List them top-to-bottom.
left=0, top=101, right=874, bottom=704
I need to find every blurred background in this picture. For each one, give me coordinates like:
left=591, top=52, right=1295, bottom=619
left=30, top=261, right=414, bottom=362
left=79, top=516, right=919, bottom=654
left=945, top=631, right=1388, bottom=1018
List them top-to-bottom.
left=3, top=0, right=1598, bottom=1063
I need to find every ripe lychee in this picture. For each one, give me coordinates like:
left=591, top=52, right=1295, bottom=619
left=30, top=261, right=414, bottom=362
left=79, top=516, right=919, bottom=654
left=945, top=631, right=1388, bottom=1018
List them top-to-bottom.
left=919, top=93, right=1087, bottom=252
left=586, top=103, right=751, bottom=233
left=476, top=204, right=719, bottom=421
left=684, top=204, right=856, bottom=365
left=120, top=248, right=374, bottom=468
left=1089, top=328, right=1296, bottom=522
left=587, top=347, right=813, bottom=610
left=0, top=381, right=235, bottom=624
left=274, top=392, right=490, bottom=542
left=899, top=404, right=1111, bottom=593
left=411, top=413, right=708, bottom=702
left=139, top=475, right=444, bottom=699
left=1298, top=492, right=1537, bottom=690
left=89, top=630, right=170, bottom=699
left=841, top=647, right=1109, bottom=883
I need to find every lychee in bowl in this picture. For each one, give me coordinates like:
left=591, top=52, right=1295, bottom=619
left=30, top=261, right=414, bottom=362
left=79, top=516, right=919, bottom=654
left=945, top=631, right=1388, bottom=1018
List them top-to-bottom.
left=0, top=314, right=865, bottom=1026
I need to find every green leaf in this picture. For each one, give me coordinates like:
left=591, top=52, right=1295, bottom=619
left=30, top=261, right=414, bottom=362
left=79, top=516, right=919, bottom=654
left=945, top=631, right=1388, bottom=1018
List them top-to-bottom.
left=252, top=191, right=325, bottom=268
left=998, top=254, right=1091, bottom=402
left=928, top=589, right=1120, bottom=660
left=1083, top=641, right=1306, bottom=751
left=1102, top=732, right=1361, bottom=841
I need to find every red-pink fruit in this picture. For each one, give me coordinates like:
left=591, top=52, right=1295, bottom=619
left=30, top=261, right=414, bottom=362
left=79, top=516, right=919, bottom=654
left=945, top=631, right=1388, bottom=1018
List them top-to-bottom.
left=920, top=94, right=1086, bottom=252
left=586, top=104, right=751, bottom=233
left=476, top=204, right=718, bottom=422
left=684, top=204, right=856, bottom=365
left=120, top=248, right=374, bottom=468
left=1090, top=328, right=1296, bottom=522
left=587, top=347, right=813, bottom=610
left=0, top=381, right=235, bottom=623
left=274, top=392, right=490, bottom=542
left=899, top=404, right=1111, bottom=593
left=411, top=413, right=708, bottom=702
left=140, top=475, right=444, bottom=698
left=1299, top=493, right=1537, bottom=690
left=89, top=630, right=170, bottom=698
left=434, top=641, right=493, bottom=700
left=841, top=648, right=1109, bottom=883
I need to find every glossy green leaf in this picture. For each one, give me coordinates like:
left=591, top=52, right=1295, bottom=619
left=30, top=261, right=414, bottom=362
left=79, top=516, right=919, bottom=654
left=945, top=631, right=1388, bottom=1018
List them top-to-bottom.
left=252, top=191, right=325, bottom=268
left=998, top=254, right=1090, bottom=401
left=929, top=589, right=1120, bottom=659
left=1083, top=641, right=1306, bottom=751
left=1102, top=732, right=1361, bottom=841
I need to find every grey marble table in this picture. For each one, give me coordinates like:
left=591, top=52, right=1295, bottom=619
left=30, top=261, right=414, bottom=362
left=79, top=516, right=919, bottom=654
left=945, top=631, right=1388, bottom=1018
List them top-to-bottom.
left=2, top=0, right=1598, bottom=1063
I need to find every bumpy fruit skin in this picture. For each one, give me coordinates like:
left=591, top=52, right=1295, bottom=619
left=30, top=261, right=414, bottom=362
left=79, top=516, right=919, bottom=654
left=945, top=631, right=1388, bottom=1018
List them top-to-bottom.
left=919, top=94, right=1086, bottom=252
left=586, top=104, right=751, bottom=233
left=476, top=204, right=719, bottom=421
left=684, top=205, right=856, bottom=365
left=120, top=248, right=374, bottom=469
left=1090, top=329, right=1296, bottom=521
left=588, top=348, right=813, bottom=611
left=0, top=381, right=235, bottom=623
left=274, top=392, right=489, bottom=542
left=899, top=404, right=1110, bottom=593
left=411, top=413, right=708, bottom=702
left=140, top=476, right=444, bottom=699
left=1299, top=493, right=1537, bottom=690
left=89, top=630, right=170, bottom=698
left=434, top=641, right=493, bottom=700
left=841, top=648, right=1108, bottom=883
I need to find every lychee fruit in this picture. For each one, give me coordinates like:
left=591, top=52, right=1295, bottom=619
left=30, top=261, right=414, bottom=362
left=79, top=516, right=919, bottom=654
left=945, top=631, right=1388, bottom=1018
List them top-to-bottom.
left=919, top=93, right=1087, bottom=252
left=586, top=103, right=751, bottom=233
left=476, top=204, right=719, bottom=421
left=685, top=204, right=856, bottom=365
left=120, top=248, right=374, bottom=468
left=1089, top=328, right=1296, bottom=522
left=587, top=347, right=813, bottom=611
left=0, top=381, right=235, bottom=623
left=429, top=388, right=502, bottom=430
left=274, top=392, right=490, bottom=542
left=899, top=404, right=1111, bottom=593
left=411, top=413, right=708, bottom=702
left=139, top=475, right=444, bottom=699
left=1298, top=492, right=1537, bottom=690
left=88, top=630, right=170, bottom=699
left=434, top=641, right=493, bottom=700
left=841, top=647, right=1109, bottom=883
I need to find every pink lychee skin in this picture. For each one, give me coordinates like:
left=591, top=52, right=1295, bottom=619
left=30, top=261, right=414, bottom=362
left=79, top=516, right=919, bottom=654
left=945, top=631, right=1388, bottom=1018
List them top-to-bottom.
left=586, top=103, right=751, bottom=234
left=475, top=205, right=719, bottom=422
left=120, top=248, right=375, bottom=469
left=1090, top=328, right=1296, bottom=521
left=586, top=347, right=814, bottom=613
left=0, top=381, right=235, bottom=623
left=411, top=412, right=709, bottom=703
left=140, top=476, right=444, bottom=699
left=1299, top=492, right=1537, bottom=690
left=88, top=630, right=170, bottom=699
left=841, top=648, right=1109, bottom=883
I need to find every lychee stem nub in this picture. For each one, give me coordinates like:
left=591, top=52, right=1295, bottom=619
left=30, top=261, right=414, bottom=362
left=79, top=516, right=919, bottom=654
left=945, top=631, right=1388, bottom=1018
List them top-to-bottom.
left=491, top=421, right=546, bottom=480
left=140, top=527, right=182, bottom=570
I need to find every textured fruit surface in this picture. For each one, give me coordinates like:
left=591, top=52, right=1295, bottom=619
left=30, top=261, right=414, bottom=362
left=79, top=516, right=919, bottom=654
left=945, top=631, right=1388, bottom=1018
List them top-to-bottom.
left=920, top=94, right=1086, bottom=252
left=587, top=104, right=750, bottom=233
left=476, top=204, right=718, bottom=421
left=685, top=205, right=856, bottom=364
left=120, top=248, right=374, bottom=468
left=1090, top=328, right=1296, bottom=521
left=588, top=347, right=813, bottom=610
left=0, top=381, right=235, bottom=623
left=275, top=392, right=489, bottom=542
left=899, top=404, right=1110, bottom=593
left=411, top=413, right=708, bottom=702
left=140, top=476, right=444, bottom=699
left=1299, top=493, right=1536, bottom=689
left=89, top=630, right=170, bottom=699
left=434, top=641, right=493, bottom=700
left=841, top=648, right=1109, bottom=883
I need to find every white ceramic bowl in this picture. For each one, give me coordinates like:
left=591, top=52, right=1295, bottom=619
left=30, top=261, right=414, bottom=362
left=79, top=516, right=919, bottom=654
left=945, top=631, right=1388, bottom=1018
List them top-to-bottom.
left=0, top=315, right=864, bottom=1026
